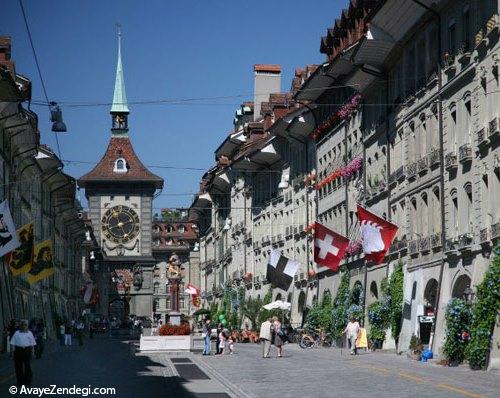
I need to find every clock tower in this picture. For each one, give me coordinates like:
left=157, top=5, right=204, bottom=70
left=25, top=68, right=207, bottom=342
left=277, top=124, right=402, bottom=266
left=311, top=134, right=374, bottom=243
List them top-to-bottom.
left=78, top=30, right=163, bottom=318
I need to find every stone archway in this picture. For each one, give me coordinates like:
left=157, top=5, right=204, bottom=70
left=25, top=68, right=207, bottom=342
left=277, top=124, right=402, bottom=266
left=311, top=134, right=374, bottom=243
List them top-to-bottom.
left=451, top=274, right=472, bottom=299
left=423, top=279, right=438, bottom=309
left=275, top=293, right=282, bottom=302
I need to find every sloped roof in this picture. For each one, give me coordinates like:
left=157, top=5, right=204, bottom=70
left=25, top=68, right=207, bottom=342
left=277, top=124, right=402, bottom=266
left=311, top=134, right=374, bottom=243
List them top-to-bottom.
left=78, top=136, right=163, bottom=188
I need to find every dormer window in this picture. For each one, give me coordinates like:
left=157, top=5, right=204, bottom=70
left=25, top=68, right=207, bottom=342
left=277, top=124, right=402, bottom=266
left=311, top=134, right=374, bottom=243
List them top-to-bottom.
left=114, top=158, right=127, bottom=173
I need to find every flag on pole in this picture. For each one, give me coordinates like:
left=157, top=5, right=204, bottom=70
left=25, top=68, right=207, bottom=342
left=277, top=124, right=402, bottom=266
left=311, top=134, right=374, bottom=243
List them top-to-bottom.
left=0, top=200, right=20, bottom=258
left=357, top=204, right=398, bottom=264
left=313, top=222, right=349, bottom=272
left=9, top=223, right=34, bottom=276
left=27, top=239, right=55, bottom=284
left=266, top=250, right=299, bottom=291
left=184, top=283, right=199, bottom=295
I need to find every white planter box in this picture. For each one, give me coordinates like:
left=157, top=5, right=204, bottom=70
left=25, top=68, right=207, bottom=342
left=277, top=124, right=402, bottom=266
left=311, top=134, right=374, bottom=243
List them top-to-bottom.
left=139, top=335, right=192, bottom=351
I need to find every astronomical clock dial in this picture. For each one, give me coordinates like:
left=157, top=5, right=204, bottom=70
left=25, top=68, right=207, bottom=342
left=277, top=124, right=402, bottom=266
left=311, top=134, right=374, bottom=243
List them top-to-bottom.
left=101, top=205, right=140, bottom=244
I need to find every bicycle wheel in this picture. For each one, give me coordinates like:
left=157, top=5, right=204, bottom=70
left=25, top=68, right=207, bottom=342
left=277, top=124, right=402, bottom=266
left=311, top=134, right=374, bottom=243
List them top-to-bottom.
left=299, top=335, right=314, bottom=349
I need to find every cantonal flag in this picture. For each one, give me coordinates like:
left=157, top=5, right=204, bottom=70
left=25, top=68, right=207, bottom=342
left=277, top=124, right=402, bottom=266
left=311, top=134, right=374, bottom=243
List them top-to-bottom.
left=357, top=204, right=398, bottom=264
left=313, top=222, right=349, bottom=272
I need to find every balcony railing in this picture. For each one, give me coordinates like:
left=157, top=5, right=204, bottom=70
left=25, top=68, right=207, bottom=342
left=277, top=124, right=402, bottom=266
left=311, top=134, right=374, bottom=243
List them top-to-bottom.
left=489, top=117, right=499, bottom=137
left=477, top=127, right=489, bottom=147
left=459, top=143, right=473, bottom=163
left=428, top=148, right=440, bottom=167
left=445, top=152, right=458, bottom=170
left=417, top=157, right=428, bottom=174
left=405, top=162, right=417, bottom=179
left=389, top=166, right=405, bottom=186
left=492, top=222, right=500, bottom=240
left=479, top=228, right=490, bottom=244
left=430, top=233, right=442, bottom=249
left=457, top=233, right=473, bottom=250
left=419, top=237, right=430, bottom=253
left=444, top=238, right=458, bottom=253
left=408, top=240, right=418, bottom=255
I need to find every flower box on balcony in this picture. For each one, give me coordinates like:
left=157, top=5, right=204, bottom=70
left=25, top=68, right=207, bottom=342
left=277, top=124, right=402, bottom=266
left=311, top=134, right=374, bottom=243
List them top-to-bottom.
left=458, top=144, right=473, bottom=163
left=428, top=148, right=440, bottom=167
left=445, top=152, right=458, bottom=170
left=492, top=222, right=500, bottom=240
left=444, top=238, right=458, bottom=254
left=408, top=240, right=419, bottom=256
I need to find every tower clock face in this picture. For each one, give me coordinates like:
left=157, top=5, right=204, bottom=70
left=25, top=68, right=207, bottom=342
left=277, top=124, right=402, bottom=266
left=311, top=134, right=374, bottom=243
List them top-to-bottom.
left=101, top=205, right=140, bottom=243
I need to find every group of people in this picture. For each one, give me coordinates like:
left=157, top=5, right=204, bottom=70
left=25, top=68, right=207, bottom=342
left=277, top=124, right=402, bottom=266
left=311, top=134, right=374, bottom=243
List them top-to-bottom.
left=259, top=316, right=285, bottom=358
left=59, top=319, right=86, bottom=346
left=201, top=319, right=234, bottom=356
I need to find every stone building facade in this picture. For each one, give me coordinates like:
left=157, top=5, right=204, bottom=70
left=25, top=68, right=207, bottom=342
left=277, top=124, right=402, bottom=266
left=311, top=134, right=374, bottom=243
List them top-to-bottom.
left=190, top=0, right=499, bottom=358
left=0, top=36, right=90, bottom=348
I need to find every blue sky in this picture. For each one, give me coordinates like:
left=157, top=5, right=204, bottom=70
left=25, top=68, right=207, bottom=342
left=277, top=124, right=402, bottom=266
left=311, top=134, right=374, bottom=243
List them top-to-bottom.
left=2, top=0, right=343, bottom=210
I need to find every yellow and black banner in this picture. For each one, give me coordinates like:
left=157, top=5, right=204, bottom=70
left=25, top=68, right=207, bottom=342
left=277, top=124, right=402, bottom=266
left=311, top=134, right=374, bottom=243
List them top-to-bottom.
left=9, top=223, right=34, bottom=276
left=27, top=239, right=54, bottom=284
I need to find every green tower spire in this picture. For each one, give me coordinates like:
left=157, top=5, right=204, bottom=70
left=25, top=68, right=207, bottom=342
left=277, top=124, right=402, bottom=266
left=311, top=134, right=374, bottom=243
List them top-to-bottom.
left=111, top=25, right=129, bottom=114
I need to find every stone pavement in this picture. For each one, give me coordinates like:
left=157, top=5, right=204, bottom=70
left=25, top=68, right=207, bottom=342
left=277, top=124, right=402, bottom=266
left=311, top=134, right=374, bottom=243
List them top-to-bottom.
left=1, top=335, right=499, bottom=398
left=192, top=343, right=500, bottom=398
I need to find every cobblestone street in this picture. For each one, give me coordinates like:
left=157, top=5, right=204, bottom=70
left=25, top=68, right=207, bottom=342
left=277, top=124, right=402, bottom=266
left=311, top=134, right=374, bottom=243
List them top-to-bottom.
left=2, top=336, right=499, bottom=398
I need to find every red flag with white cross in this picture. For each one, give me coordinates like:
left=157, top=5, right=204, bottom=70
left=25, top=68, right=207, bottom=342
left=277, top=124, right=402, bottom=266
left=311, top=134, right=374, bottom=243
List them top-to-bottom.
left=356, top=204, right=398, bottom=264
left=313, top=222, right=349, bottom=272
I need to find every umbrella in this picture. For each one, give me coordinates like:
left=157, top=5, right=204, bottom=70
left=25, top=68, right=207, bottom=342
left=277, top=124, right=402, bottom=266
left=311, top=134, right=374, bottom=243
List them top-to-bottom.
left=263, top=300, right=291, bottom=310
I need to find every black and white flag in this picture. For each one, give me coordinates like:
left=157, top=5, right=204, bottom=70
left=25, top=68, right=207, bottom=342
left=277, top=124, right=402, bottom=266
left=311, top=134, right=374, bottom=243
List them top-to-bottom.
left=0, top=200, right=20, bottom=258
left=266, top=250, right=299, bottom=291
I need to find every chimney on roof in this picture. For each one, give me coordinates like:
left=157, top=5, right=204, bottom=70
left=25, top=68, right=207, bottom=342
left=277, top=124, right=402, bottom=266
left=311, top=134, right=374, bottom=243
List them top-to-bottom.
left=253, top=64, right=281, bottom=121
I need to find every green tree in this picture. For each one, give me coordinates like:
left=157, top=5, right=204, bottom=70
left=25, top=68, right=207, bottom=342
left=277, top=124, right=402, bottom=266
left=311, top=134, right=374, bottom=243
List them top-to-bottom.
left=466, top=247, right=500, bottom=369
left=388, top=262, right=404, bottom=344
left=331, top=270, right=351, bottom=339
left=241, top=296, right=263, bottom=330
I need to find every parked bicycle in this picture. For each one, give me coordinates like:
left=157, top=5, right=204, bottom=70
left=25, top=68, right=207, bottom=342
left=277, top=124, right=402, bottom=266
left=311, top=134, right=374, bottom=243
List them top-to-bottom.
left=299, top=328, right=333, bottom=348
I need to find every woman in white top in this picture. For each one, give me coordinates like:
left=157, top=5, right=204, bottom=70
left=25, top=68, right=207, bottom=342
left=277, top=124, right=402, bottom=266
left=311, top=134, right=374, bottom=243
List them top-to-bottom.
left=343, top=316, right=360, bottom=355
left=10, top=320, right=36, bottom=386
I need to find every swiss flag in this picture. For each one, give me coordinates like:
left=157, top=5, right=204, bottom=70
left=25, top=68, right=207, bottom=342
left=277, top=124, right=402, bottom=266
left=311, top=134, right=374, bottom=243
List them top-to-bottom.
left=357, top=205, right=398, bottom=264
left=313, top=222, right=349, bottom=272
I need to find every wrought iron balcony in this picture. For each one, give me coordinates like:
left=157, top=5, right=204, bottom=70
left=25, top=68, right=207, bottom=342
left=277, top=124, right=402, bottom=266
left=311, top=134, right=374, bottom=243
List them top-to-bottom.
left=489, top=117, right=499, bottom=137
left=477, top=127, right=489, bottom=147
left=458, top=144, right=472, bottom=163
left=428, top=148, right=440, bottom=167
left=445, top=152, right=458, bottom=170
left=417, top=157, right=428, bottom=173
left=405, top=162, right=417, bottom=179
left=388, top=166, right=405, bottom=186
left=492, top=222, right=500, bottom=240
left=479, top=228, right=490, bottom=244
left=430, top=233, right=442, bottom=249
left=457, top=233, right=474, bottom=250
left=419, top=237, right=430, bottom=253
left=444, top=238, right=458, bottom=254
left=408, top=240, right=419, bottom=255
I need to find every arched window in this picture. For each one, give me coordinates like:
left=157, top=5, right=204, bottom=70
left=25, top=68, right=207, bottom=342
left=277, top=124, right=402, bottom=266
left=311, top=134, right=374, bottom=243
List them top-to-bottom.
left=463, top=92, right=472, bottom=145
left=449, top=102, right=457, bottom=150
left=114, top=158, right=127, bottom=173
left=464, top=183, right=473, bottom=233
left=450, top=189, right=458, bottom=234
left=452, top=274, right=471, bottom=299
left=370, top=281, right=378, bottom=299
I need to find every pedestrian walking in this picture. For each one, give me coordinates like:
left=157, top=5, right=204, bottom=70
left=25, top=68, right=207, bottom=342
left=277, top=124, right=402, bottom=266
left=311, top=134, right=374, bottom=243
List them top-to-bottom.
left=272, top=316, right=284, bottom=358
left=343, top=316, right=360, bottom=355
left=259, top=317, right=272, bottom=358
left=202, top=318, right=211, bottom=355
left=76, top=319, right=85, bottom=346
left=10, top=320, right=36, bottom=386
left=34, top=320, right=45, bottom=359
left=64, top=322, right=73, bottom=346
left=59, top=323, right=65, bottom=346
left=215, top=323, right=223, bottom=355
left=218, top=329, right=226, bottom=355
left=227, top=336, right=234, bottom=354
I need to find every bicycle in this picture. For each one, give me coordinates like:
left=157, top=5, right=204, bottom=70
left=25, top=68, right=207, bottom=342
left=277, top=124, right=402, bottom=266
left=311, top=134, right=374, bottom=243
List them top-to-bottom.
left=299, top=329, right=333, bottom=349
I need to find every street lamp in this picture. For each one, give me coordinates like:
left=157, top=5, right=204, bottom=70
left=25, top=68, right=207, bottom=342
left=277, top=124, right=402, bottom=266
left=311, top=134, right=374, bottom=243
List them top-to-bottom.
left=50, top=102, right=67, bottom=132
left=463, top=287, right=475, bottom=305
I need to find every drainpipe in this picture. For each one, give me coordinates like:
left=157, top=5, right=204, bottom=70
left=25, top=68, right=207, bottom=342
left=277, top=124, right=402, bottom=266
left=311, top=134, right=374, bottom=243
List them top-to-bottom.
left=409, top=0, right=444, bottom=353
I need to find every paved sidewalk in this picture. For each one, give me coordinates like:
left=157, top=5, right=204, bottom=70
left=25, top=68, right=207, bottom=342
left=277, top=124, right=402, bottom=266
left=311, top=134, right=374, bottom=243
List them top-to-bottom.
left=194, top=343, right=500, bottom=398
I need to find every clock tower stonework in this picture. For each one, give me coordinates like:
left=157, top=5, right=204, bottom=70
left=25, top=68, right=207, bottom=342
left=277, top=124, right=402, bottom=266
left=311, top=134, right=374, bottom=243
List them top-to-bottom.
left=78, top=31, right=163, bottom=318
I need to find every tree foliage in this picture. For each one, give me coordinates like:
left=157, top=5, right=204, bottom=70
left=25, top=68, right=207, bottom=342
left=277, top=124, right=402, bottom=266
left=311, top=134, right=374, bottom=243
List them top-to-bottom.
left=466, top=247, right=500, bottom=369
left=331, top=270, right=351, bottom=339
left=443, top=298, right=472, bottom=364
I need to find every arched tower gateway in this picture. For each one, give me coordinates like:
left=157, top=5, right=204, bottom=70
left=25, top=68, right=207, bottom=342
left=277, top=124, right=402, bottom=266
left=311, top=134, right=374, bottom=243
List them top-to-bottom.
left=78, top=30, right=163, bottom=319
